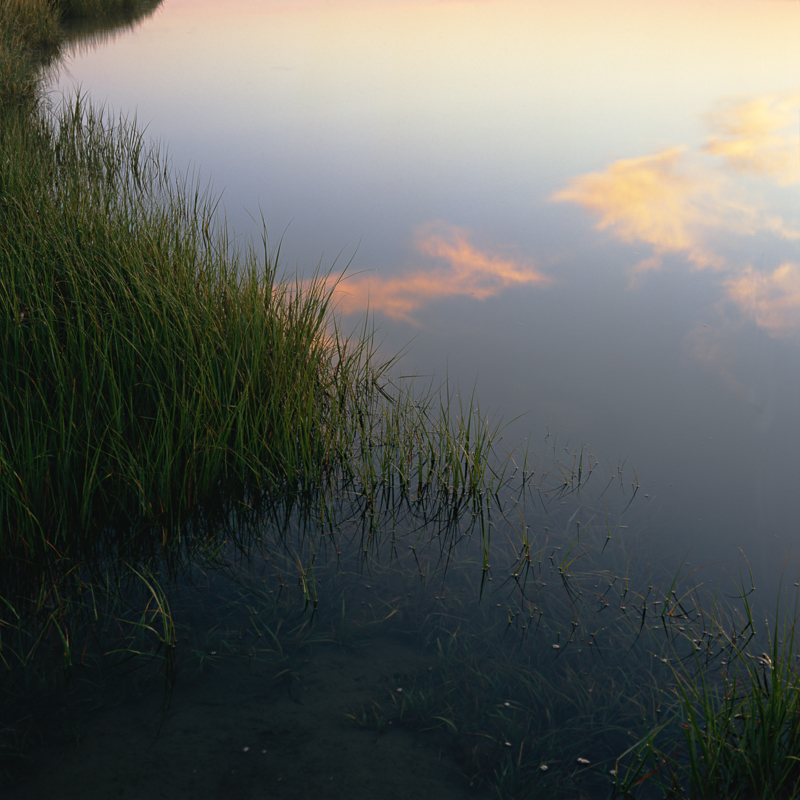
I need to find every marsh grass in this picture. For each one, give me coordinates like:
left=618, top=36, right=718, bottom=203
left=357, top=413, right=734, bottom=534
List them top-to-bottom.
left=0, top=0, right=61, bottom=106
left=7, top=4, right=800, bottom=798
left=0, top=90, right=515, bottom=778
left=1, top=92, right=505, bottom=564
left=615, top=576, right=800, bottom=800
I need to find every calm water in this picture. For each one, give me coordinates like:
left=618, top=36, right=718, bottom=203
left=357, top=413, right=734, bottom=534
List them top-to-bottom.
left=17, top=0, right=800, bottom=795
left=49, top=0, right=800, bottom=584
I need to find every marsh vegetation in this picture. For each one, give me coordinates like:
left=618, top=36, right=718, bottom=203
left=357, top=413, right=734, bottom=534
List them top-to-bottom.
left=3, top=3, right=800, bottom=799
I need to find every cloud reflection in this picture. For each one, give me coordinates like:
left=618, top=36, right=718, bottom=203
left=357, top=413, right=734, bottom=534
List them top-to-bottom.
left=551, top=90, right=800, bottom=339
left=704, top=93, right=800, bottom=185
left=550, top=147, right=725, bottom=271
left=329, top=222, right=550, bottom=322
left=726, top=262, right=800, bottom=338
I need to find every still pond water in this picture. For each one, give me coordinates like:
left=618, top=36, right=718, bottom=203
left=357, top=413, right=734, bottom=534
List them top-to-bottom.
left=13, top=0, right=800, bottom=797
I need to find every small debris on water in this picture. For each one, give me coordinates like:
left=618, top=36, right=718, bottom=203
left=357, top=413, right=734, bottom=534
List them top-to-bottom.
left=504, top=702, right=510, bottom=707
left=242, top=747, right=250, bottom=752
left=577, top=757, right=590, bottom=765
left=539, top=764, right=548, bottom=771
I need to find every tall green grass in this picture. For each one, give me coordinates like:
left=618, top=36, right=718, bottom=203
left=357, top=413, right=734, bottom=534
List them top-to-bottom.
left=0, top=0, right=508, bottom=688
left=0, top=89, right=508, bottom=650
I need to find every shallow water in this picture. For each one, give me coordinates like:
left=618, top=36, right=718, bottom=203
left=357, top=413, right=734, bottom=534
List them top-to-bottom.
left=19, top=0, right=800, bottom=795
left=5, top=494, right=662, bottom=800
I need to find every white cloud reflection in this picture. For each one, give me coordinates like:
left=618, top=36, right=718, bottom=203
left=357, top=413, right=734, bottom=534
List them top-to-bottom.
left=550, top=147, right=726, bottom=272
left=726, top=262, right=800, bottom=338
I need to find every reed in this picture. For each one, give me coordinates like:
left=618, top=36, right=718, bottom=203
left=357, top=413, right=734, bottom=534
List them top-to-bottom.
left=0, top=0, right=512, bottom=700
left=0, top=79, right=507, bottom=703
left=2, top=92, right=506, bottom=555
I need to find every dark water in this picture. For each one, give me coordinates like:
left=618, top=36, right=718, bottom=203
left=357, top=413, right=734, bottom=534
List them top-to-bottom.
left=11, top=0, right=800, bottom=796
left=6, top=458, right=660, bottom=799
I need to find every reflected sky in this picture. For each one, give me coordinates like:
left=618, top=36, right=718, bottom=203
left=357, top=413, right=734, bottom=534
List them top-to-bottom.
left=48, top=0, right=800, bottom=582
left=326, top=221, right=551, bottom=322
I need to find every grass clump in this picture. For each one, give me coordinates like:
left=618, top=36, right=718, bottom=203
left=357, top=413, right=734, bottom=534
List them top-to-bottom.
left=0, top=0, right=507, bottom=679
left=0, top=87, right=507, bottom=661
left=0, top=96, right=385, bottom=571
left=615, top=577, right=800, bottom=799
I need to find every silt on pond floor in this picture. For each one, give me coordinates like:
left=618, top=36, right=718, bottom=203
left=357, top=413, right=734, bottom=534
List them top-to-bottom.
left=6, top=637, right=470, bottom=800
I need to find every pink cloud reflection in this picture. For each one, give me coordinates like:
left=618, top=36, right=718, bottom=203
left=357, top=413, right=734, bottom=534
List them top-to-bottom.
left=328, top=222, right=551, bottom=322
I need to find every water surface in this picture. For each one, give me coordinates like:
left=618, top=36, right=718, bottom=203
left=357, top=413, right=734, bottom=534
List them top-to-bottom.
left=48, top=0, right=800, bottom=583
left=23, top=1, right=800, bottom=794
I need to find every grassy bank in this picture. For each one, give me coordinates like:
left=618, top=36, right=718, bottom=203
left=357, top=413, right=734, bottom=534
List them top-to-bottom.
left=0, top=0, right=60, bottom=106
left=0, top=0, right=160, bottom=107
left=2, top=94, right=377, bottom=567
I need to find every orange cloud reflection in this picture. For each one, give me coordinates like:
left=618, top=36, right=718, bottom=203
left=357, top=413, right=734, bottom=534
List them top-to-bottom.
left=551, top=90, right=800, bottom=342
left=704, top=93, right=800, bottom=185
left=550, top=148, right=727, bottom=271
left=329, top=223, right=550, bottom=322
left=726, top=262, right=800, bottom=338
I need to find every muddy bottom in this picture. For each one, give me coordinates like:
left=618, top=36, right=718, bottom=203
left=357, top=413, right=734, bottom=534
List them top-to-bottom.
left=7, top=639, right=472, bottom=800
